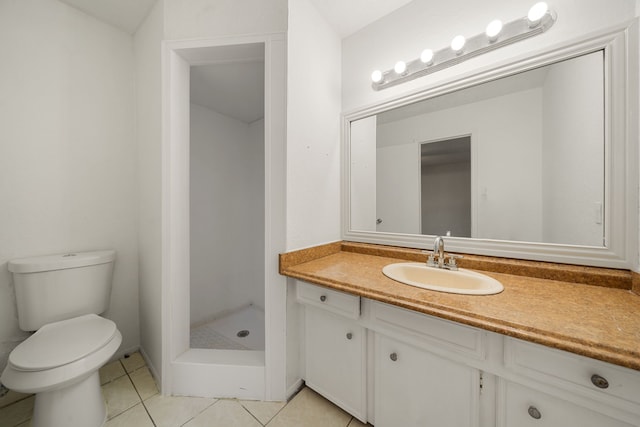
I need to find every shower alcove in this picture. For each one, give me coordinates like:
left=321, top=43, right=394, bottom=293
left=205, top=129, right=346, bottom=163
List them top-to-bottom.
left=162, top=35, right=287, bottom=400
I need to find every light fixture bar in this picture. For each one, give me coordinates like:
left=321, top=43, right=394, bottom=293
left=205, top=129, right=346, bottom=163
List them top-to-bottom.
left=372, top=6, right=556, bottom=91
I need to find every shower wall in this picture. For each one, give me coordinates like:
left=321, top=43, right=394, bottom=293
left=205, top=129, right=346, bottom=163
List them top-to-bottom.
left=190, top=103, right=265, bottom=326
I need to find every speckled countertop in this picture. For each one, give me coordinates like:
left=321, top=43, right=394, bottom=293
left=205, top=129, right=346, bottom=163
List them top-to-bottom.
left=280, top=242, right=640, bottom=371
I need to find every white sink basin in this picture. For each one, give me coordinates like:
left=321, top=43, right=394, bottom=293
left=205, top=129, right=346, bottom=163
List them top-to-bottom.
left=382, top=262, right=504, bottom=295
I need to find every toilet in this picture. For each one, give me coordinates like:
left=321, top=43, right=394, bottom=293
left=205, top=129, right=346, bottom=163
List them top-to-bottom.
left=1, top=250, right=122, bottom=427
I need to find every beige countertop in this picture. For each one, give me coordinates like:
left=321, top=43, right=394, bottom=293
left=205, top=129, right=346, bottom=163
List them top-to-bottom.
left=280, top=242, right=640, bottom=371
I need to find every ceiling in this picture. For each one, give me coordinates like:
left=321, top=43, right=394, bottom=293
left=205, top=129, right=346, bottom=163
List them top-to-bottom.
left=56, top=0, right=415, bottom=121
left=58, top=0, right=156, bottom=34
left=58, top=0, right=415, bottom=38
left=190, top=44, right=266, bottom=124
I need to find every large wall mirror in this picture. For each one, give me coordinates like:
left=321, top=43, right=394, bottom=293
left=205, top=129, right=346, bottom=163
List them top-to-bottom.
left=343, top=25, right=637, bottom=268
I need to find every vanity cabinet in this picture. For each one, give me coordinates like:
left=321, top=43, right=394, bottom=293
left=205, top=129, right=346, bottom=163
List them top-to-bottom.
left=295, top=281, right=640, bottom=427
left=297, top=282, right=367, bottom=421
left=375, top=333, right=480, bottom=427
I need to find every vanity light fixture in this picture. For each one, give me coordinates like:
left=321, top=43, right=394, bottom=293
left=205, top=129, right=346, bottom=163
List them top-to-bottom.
left=371, top=2, right=556, bottom=90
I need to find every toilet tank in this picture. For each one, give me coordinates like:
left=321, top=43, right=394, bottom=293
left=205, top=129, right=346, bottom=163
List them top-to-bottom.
left=8, top=250, right=116, bottom=331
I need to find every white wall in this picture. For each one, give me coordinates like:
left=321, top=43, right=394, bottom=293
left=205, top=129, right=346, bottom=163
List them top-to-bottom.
left=0, top=0, right=139, bottom=371
left=134, top=0, right=164, bottom=381
left=164, top=0, right=287, bottom=40
left=285, top=0, right=342, bottom=398
left=286, top=0, right=342, bottom=250
left=342, top=0, right=637, bottom=112
left=542, top=52, right=604, bottom=246
left=375, top=89, right=543, bottom=243
left=190, top=104, right=265, bottom=325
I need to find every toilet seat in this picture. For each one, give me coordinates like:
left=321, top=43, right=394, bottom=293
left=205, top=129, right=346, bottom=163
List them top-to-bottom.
left=9, top=314, right=117, bottom=371
left=1, top=315, right=122, bottom=394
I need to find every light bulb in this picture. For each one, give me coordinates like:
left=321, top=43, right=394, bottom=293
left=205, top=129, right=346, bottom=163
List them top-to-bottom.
left=528, top=2, right=548, bottom=27
left=485, top=19, right=503, bottom=42
left=451, top=35, right=466, bottom=54
left=420, top=49, right=434, bottom=65
left=394, top=61, right=407, bottom=74
left=371, top=70, right=383, bottom=83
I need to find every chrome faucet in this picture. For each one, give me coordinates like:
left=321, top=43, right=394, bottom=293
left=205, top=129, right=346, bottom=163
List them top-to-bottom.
left=425, top=236, right=462, bottom=270
left=434, top=236, right=445, bottom=268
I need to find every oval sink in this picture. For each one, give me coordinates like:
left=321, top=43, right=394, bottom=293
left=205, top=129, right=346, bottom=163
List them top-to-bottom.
left=382, top=262, right=504, bottom=295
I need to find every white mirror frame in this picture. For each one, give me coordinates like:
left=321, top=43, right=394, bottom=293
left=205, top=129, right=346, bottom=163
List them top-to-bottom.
left=342, top=21, right=638, bottom=269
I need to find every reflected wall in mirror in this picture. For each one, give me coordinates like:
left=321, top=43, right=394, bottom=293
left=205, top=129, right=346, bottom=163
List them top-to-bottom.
left=350, top=50, right=604, bottom=247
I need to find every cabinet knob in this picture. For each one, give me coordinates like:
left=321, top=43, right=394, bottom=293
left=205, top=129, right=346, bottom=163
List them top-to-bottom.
left=320, top=295, right=327, bottom=302
left=346, top=332, right=353, bottom=340
left=389, top=352, right=398, bottom=362
left=591, top=374, right=609, bottom=389
left=528, top=406, right=542, bottom=420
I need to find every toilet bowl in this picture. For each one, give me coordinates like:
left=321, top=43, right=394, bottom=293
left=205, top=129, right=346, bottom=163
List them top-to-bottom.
left=1, top=314, right=122, bottom=427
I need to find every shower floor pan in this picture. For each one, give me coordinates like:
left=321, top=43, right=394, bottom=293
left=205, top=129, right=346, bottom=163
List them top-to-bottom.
left=190, top=305, right=265, bottom=351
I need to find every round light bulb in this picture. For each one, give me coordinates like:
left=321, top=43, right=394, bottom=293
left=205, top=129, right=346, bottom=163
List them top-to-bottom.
left=528, top=2, right=548, bottom=27
left=485, top=19, right=503, bottom=42
left=450, top=35, right=466, bottom=54
left=420, top=49, right=434, bottom=65
left=393, top=61, right=407, bottom=74
left=394, top=61, right=407, bottom=74
left=371, top=70, right=383, bottom=83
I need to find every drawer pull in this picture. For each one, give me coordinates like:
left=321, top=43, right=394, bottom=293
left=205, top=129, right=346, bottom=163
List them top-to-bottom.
left=320, top=295, right=327, bottom=302
left=346, top=332, right=353, bottom=340
left=389, top=352, right=398, bottom=362
left=591, top=374, right=609, bottom=389
left=528, top=406, right=542, bottom=420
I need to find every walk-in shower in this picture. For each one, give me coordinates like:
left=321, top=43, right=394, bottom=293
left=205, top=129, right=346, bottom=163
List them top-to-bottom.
left=189, top=44, right=266, bottom=352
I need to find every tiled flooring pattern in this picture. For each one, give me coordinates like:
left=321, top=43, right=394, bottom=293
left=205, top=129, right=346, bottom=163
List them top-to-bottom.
left=0, top=352, right=368, bottom=427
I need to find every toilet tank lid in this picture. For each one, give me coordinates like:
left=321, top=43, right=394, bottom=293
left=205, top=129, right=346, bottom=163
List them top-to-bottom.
left=8, top=250, right=116, bottom=273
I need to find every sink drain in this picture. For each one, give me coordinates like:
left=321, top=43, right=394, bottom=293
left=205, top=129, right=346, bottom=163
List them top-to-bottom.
left=237, top=330, right=250, bottom=338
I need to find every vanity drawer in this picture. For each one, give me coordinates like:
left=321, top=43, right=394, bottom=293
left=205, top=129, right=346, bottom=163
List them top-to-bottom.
left=296, top=281, right=360, bottom=319
left=368, top=300, right=485, bottom=359
left=504, top=337, right=640, bottom=406
left=498, top=380, right=636, bottom=427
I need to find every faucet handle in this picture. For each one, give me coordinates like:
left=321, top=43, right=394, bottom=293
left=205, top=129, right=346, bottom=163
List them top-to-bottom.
left=422, top=250, right=437, bottom=267
left=446, top=254, right=463, bottom=270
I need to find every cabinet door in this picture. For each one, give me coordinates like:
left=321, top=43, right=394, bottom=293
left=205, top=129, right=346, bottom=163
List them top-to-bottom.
left=305, top=306, right=367, bottom=421
left=375, top=333, right=480, bottom=427
left=498, top=381, right=636, bottom=427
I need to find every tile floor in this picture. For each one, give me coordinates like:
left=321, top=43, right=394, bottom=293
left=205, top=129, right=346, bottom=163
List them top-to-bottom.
left=0, top=352, right=369, bottom=427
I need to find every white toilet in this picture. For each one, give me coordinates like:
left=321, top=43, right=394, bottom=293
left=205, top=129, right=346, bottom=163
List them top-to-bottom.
left=1, top=250, right=122, bottom=427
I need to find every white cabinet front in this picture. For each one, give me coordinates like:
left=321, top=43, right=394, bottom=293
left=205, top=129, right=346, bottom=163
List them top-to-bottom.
left=305, top=306, right=367, bottom=421
left=375, top=333, right=480, bottom=427
left=498, top=381, right=636, bottom=427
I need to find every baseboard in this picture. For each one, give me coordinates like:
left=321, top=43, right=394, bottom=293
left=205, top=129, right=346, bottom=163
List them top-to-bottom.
left=138, top=346, right=161, bottom=392
left=286, top=378, right=305, bottom=400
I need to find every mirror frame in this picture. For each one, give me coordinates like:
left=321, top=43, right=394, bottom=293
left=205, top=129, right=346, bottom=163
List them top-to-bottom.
left=342, top=21, right=638, bottom=269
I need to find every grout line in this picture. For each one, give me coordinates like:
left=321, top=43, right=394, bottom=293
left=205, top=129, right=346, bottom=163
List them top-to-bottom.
left=121, top=359, right=157, bottom=427
left=178, top=398, right=220, bottom=427
left=238, top=400, right=267, bottom=426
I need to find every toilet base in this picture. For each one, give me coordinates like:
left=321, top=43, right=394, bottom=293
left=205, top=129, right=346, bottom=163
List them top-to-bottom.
left=32, top=371, right=106, bottom=427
